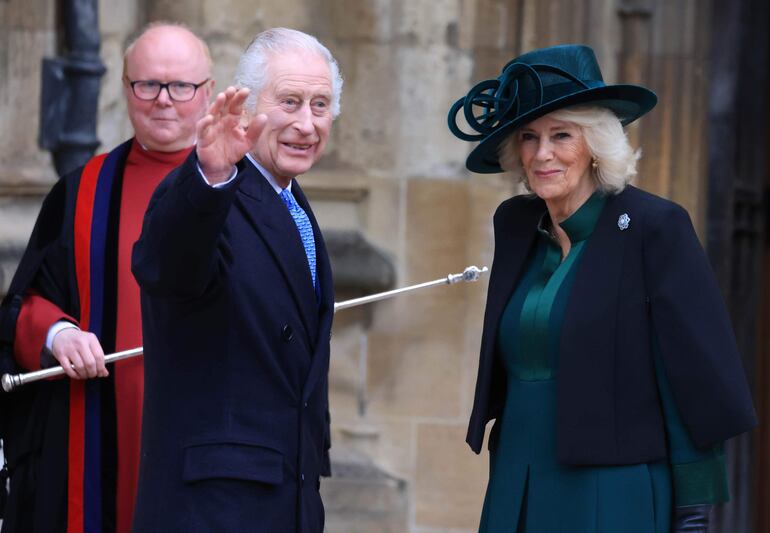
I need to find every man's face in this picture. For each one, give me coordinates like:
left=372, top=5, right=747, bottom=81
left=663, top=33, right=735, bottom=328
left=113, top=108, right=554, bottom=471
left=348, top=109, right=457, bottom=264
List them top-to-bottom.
left=123, top=27, right=212, bottom=152
left=250, top=50, right=333, bottom=187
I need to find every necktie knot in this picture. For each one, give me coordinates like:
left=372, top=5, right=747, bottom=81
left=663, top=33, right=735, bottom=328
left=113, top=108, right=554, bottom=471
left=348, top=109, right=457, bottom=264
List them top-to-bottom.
left=280, top=188, right=299, bottom=211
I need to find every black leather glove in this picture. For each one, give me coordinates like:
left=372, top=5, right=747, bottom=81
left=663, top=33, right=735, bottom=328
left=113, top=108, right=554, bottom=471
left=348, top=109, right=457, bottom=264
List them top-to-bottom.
left=673, top=504, right=712, bottom=532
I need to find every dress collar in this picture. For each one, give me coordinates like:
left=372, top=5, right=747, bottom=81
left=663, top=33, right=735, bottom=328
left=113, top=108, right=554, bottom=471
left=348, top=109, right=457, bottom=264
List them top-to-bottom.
left=537, top=190, right=606, bottom=244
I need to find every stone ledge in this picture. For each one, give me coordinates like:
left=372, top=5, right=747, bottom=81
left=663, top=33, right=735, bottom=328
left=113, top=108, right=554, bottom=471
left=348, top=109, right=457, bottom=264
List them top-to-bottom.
left=300, top=171, right=370, bottom=202
left=0, top=184, right=52, bottom=198
left=326, top=230, right=396, bottom=295
left=322, top=444, right=408, bottom=532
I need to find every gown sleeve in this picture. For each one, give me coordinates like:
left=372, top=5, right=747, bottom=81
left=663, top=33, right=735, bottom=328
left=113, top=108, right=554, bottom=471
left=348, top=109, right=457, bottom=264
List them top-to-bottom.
left=5, top=176, right=80, bottom=370
left=14, top=293, right=78, bottom=371
left=653, top=336, right=729, bottom=506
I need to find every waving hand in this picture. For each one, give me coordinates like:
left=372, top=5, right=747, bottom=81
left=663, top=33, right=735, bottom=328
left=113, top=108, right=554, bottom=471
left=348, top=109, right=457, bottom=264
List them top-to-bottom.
left=196, top=86, right=267, bottom=184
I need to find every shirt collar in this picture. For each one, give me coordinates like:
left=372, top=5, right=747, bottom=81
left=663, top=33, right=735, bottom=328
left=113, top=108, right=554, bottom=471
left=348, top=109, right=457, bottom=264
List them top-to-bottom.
left=246, top=153, right=291, bottom=194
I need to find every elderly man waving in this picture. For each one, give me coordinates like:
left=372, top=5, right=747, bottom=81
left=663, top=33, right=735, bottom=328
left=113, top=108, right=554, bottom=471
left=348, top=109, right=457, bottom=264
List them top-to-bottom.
left=131, top=28, right=342, bottom=532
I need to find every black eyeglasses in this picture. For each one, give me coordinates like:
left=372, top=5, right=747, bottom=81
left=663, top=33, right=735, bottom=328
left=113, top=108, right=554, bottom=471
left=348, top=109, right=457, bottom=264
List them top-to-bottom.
left=126, top=78, right=211, bottom=102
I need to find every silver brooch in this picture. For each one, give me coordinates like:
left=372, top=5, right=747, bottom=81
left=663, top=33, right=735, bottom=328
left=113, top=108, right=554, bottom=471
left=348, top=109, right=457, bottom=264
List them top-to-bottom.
left=618, top=213, right=630, bottom=231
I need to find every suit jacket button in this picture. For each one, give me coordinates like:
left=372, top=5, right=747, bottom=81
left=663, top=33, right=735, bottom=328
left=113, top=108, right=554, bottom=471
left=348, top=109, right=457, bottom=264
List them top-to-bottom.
left=281, top=324, right=294, bottom=342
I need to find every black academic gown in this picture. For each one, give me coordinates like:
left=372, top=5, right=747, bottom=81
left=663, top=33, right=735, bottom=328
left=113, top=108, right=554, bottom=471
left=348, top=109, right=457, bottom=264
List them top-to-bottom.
left=0, top=141, right=133, bottom=532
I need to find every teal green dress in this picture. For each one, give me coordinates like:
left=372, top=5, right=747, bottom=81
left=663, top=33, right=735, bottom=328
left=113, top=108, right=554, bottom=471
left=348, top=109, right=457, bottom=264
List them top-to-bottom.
left=478, top=193, right=728, bottom=533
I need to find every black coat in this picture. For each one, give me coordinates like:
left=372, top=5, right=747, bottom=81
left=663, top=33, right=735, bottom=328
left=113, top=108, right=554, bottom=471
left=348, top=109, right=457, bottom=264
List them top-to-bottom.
left=131, top=154, right=334, bottom=533
left=467, top=186, right=757, bottom=464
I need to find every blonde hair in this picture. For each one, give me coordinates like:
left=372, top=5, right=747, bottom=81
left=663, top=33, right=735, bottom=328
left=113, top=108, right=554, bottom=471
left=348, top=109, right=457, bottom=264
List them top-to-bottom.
left=498, top=106, right=641, bottom=194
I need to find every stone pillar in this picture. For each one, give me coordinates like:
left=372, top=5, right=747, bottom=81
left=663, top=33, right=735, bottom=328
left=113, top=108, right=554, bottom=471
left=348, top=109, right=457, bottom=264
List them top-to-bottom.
left=0, top=0, right=58, bottom=294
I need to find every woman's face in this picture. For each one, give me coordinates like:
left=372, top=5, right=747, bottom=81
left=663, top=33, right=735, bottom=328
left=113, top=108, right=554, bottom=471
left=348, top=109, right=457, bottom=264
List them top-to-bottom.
left=517, top=114, right=594, bottom=212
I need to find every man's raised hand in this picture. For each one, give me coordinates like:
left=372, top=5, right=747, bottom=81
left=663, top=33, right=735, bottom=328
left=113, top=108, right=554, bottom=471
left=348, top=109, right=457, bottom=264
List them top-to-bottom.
left=196, top=86, right=267, bottom=184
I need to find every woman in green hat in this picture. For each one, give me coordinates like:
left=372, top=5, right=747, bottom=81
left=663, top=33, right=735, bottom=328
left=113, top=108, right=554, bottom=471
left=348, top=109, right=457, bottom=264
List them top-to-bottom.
left=449, top=44, right=756, bottom=532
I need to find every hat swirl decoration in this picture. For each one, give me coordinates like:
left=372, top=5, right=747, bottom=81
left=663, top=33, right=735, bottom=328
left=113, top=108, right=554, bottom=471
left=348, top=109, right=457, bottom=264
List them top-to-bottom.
left=447, top=44, right=657, bottom=173
left=448, top=61, right=590, bottom=142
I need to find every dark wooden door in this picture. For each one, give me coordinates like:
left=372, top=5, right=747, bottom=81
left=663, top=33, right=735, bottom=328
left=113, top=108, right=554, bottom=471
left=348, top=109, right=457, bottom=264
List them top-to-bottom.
left=707, top=1, right=769, bottom=531
left=757, top=173, right=770, bottom=533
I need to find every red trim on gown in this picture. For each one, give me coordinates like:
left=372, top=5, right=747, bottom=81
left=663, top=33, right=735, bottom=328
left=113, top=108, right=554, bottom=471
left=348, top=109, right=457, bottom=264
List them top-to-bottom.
left=114, top=140, right=191, bottom=533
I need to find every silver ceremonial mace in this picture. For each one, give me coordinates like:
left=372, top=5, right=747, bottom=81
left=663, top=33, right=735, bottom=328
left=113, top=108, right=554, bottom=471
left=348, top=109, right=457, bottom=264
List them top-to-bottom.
left=1, top=265, right=488, bottom=393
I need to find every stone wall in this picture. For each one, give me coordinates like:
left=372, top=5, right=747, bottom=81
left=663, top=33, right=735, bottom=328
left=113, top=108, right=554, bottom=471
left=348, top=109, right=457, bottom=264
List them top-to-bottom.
left=0, top=0, right=57, bottom=288
left=1, top=1, right=712, bottom=531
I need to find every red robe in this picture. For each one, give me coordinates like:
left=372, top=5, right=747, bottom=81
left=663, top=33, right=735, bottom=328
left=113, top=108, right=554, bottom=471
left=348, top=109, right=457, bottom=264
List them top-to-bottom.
left=14, top=140, right=191, bottom=533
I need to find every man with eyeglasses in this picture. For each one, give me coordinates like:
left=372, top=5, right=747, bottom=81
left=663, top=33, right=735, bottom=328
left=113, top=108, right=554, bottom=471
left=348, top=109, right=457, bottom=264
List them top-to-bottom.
left=0, top=22, right=212, bottom=533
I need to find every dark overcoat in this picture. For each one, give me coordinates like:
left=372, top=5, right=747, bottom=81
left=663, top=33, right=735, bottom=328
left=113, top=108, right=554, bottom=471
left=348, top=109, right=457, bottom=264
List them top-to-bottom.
left=131, top=153, right=334, bottom=533
left=467, top=186, right=757, bottom=463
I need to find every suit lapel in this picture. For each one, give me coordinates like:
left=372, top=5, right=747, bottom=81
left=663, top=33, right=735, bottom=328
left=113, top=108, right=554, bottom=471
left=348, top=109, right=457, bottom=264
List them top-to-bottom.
left=234, top=162, right=319, bottom=344
left=292, top=180, right=335, bottom=402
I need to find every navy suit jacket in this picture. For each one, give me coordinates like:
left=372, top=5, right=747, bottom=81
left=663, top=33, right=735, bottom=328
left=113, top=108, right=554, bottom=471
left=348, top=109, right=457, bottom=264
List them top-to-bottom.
left=131, top=154, right=333, bottom=532
left=467, top=186, right=756, bottom=464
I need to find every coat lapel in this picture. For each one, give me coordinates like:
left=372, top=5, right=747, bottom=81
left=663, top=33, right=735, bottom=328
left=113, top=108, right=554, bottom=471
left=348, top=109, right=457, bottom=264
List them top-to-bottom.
left=234, top=162, right=319, bottom=344
left=291, top=180, right=335, bottom=403
left=559, top=191, right=628, bottom=373
left=469, top=195, right=543, bottom=446
left=484, top=197, right=544, bottom=336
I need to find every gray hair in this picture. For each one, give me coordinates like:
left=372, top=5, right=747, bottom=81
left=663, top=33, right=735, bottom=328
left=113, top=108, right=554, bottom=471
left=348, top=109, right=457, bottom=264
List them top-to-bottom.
left=233, top=28, right=343, bottom=119
left=498, top=106, right=641, bottom=194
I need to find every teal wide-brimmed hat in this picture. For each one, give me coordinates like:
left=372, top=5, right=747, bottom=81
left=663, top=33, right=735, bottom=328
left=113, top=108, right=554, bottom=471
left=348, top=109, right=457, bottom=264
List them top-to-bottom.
left=448, top=44, right=657, bottom=174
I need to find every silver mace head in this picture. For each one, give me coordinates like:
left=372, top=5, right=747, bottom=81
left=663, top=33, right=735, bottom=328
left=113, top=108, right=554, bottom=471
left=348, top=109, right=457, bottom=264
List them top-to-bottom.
left=448, top=265, right=489, bottom=284
left=2, top=373, right=18, bottom=393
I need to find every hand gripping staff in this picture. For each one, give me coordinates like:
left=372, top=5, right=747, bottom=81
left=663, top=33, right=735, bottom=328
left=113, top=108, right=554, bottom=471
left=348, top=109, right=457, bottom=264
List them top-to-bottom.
left=1, top=266, right=488, bottom=392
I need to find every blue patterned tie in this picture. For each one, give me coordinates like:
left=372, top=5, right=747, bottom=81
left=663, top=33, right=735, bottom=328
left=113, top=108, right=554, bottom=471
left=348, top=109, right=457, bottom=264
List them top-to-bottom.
left=280, top=188, right=317, bottom=287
